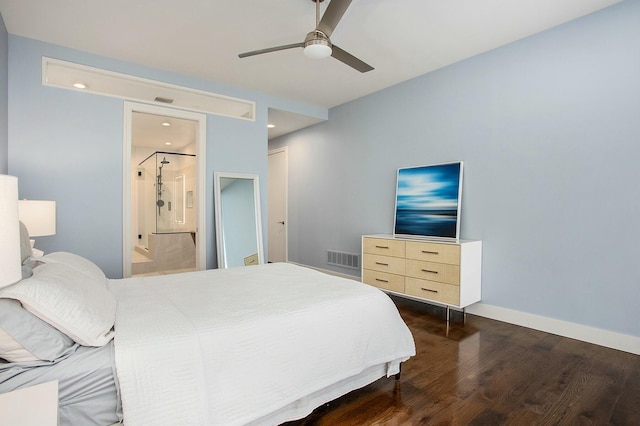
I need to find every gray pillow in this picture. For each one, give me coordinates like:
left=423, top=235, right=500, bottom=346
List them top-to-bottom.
left=19, top=221, right=33, bottom=263
left=19, top=221, right=36, bottom=279
left=0, top=262, right=116, bottom=347
left=0, top=298, right=76, bottom=363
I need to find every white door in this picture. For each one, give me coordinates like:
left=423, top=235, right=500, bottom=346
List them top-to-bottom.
left=268, top=147, right=287, bottom=263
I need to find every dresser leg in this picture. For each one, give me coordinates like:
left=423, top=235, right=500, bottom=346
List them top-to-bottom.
left=463, top=307, right=467, bottom=326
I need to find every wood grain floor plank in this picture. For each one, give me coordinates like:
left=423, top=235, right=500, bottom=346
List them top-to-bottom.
left=284, top=296, right=640, bottom=425
left=610, top=367, right=640, bottom=425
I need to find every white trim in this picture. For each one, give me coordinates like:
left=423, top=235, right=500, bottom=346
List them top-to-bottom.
left=43, top=57, right=255, bottom=121
left=123, top=101, right=207, bottom=277
left=123, top=107, right=133, bottom=278
left=268, top=146, right=288, bottom=262
left=466, top=303, right=640, bottom=355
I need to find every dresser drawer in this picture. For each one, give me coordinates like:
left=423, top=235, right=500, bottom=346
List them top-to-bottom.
left=363, top=237, right=405, bottom=257
left=406, top=241, right=460, bottom=265
left=363, top=254, right=405, bottom=275
left=406, top=259, right=460, bottom=285
left=363, top=269, right=405, bottom=293
left=405, top=277, right=460, bottom=305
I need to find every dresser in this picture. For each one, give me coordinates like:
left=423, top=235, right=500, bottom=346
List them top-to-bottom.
left=362, top=234, right=482, bottom=322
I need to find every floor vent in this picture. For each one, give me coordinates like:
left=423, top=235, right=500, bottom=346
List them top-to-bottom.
left=327, top=250, right=360, bottom=269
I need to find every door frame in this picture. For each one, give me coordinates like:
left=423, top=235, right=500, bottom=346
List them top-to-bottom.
left=123, top=101, right=207, bottom=277
left=268, top=146, right=288, bottom=262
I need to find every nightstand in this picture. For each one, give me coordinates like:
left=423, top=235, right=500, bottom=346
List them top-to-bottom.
left=0, top=380, right=59, bottom=425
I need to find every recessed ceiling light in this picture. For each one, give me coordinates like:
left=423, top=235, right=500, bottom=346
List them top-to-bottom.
left=73, top=83, right=87, bottom=89
left=161, top=122, right=171, bottom=127
left=267, top=124, right=275, bottom=128
left=165, top=142, right=172, bottom=146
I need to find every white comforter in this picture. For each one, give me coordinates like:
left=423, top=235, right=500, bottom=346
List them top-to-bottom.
left=109, top=263, right=415, bottom=426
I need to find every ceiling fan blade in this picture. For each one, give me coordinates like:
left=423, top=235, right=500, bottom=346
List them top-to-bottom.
left=317, top=0, right=353, bottom=37
left=238, top=43, right=304, bottom=58
left=331, top=45, right=374, bottom=73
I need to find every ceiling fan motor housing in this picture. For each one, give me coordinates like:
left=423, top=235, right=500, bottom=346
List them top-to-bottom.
left=304, top=30, right=331, bottom=48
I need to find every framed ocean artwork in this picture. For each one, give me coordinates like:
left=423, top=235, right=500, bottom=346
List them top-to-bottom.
left=393, top=162, right=463, bottom=239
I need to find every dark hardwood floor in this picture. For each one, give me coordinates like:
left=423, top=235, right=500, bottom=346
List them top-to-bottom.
left=285, top=296, right=640, bottom=425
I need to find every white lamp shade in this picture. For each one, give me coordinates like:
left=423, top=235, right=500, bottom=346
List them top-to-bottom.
left=0, top=175, right=22, bottom=288
left=18, top=200, right=56, bottom=237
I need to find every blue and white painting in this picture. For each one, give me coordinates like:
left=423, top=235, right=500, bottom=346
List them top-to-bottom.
left=393, top=162, right=463, bottom=239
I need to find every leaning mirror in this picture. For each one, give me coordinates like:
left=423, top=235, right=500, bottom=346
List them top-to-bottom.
left=214, top=172, right=264, bottom=268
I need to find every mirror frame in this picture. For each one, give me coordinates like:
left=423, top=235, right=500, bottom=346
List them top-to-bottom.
left=214, top=171, right=264, bottom=268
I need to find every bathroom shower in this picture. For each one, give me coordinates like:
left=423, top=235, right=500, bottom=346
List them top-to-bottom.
left=134, top=150, right=197, bottom=276
left=138, top=151, right=196, bottom=235
left=156, top=157, right=170, bottom=215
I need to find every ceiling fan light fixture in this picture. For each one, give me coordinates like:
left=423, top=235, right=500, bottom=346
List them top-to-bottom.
left=237, top=1, right=373, bottom=72
left=303, top=31, right=332, bottom=59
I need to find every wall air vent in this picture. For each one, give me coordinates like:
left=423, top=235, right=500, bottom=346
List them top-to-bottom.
left=154, top=96, right=174, bottom=104
left=327, top=250, right=360, bottom=270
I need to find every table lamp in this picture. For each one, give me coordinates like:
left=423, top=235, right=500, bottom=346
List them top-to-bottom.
left=18, top=199, right=56, bottom=256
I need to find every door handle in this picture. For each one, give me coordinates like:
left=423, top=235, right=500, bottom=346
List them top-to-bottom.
left=277, top=221, right=285, bottom=225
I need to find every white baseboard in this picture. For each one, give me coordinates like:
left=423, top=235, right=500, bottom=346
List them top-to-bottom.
left=288, top=262, right=360, bottom=281
left=290, top=263, right=640, bottom=355
left=466, top=303, right=640, bottom=355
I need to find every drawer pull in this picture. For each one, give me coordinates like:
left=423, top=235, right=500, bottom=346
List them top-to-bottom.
left=375, top=245, right=390, bottom=249
left=422, top=250, right=439, bottom=255
left=376, top=262, right=389, bottom=266
left=421, top=269, right=438, bottom=274
left=375, top=278, right=389, bottom=283
left=421, top=287, right=438, bottom=293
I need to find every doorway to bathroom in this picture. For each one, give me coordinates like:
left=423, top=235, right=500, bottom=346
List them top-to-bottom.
left=123, top=102, right=207, bottom=277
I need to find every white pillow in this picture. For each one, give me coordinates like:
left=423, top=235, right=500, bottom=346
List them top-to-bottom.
left=39, top=252, right=107, bottom=285
left=0, top=262, right=116, bottom=347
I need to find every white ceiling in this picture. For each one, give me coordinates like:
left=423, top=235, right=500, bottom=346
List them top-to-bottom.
left=0, top=0, right=622, bottom=138
left=132, top=112, right=197, bottom=152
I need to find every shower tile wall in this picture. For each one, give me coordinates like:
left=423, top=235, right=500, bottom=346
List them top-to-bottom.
left=132, top=232, right=196, bottom=275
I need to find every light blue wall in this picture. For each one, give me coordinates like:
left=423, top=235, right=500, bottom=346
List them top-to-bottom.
left=271, top=0, right=640, bottom=337
left=0, top=13, right=8, bottom=173
left=7, top=35, right=325, bottom=278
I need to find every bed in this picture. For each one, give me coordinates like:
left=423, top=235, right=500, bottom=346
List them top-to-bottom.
left=0, top=231, right=415, bottom=425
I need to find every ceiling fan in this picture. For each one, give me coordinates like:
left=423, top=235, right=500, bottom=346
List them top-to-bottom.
left=238, top=0, right=373, bottom=73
